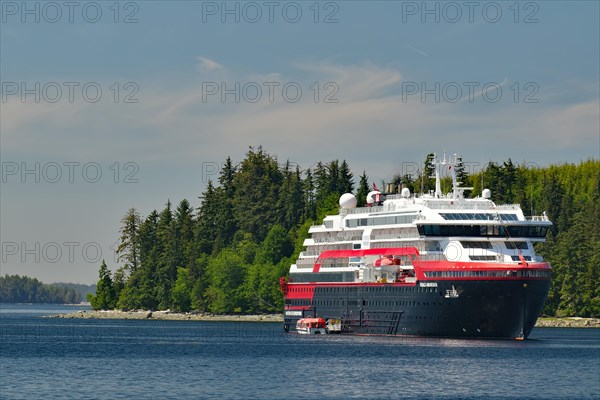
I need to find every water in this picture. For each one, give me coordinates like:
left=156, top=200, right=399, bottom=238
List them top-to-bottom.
left=1, top=304, right=599, bottom=400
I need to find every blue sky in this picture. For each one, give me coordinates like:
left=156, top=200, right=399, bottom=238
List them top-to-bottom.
left=1, top=1, right=599, bottom=283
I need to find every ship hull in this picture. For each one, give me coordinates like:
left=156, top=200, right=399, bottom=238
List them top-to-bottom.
left=284, top=279, right=550, bottom=339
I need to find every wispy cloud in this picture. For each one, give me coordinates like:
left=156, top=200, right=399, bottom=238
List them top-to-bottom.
left=407, top=45, right=428, bottom=57
left=195, top=56, right=223, bottom=72
left=3, top=63, right=598, bottom=167
left=459, top=77, right=509, bottom=103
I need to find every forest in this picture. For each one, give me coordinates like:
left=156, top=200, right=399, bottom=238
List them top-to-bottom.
left=88, top=147, right=600, bottom=317
left=0, top=274, right=87, bottom=304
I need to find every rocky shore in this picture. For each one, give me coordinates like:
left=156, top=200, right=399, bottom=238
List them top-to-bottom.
left=48, top=309, right=283, bottom=322
left=48, top=310, right=599, bottom=328
left=535, top=317, right=600, bottom=328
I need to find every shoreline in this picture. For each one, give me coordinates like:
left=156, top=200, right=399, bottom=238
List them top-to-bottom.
left=47, top=309, right=284, bottom=322
left=47, top=310, right=600, bottom=328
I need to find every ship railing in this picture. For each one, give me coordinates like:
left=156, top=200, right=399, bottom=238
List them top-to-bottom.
left=421, top=200, right=497, bottom=210
left=495, top=204, right=521, bottom=210
left=340, top=205, right=389, bottom=215
left=526, top=215, right=550, bottom=222
left=370, top=234, right=419, bottom=240
left=313, top=237, right=361, bottom=244
left=298, top=251, right=320, bottom=258
left=295, top=259, right=317, bottom=266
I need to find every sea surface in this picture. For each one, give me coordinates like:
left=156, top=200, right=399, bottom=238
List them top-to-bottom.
left=0, top=304, right=598, bottom=400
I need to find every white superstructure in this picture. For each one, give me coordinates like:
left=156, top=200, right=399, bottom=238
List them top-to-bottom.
left=291, top=153, right=551, bottom=281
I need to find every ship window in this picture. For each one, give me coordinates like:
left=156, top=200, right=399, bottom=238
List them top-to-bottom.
left=439, top=213, right=520, bottom=221
left=419, top=224, right=549, bottom=238
left=461, top=241, right=492, bottom=249
left=506, top=241, right=528, bottom=250
left=469, top=255, right=496, bottom=261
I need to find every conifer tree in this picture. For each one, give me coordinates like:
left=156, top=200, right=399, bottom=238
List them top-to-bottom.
left=339, top=160, right=354, bottom=194
left=303, top=168, right=316, bottom=220
left=356, top=171, right=369, bottom=207
left=117, top=208, right=142, bottom=272
left=88, top=260, right=115, bottom=310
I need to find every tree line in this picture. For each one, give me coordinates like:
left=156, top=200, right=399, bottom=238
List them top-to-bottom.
left=88, top=147, right=599, bottom=317
left=0, top=274, right=85, bottom=304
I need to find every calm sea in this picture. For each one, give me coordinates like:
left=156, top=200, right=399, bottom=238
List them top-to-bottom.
left=0, top=304, right=598, bottom=400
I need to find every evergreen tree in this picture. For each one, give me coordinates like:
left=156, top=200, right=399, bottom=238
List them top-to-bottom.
left=232, top=146, right=282, bottom=241
left=416, top=153, right=435, bottom=193
left=455, top=155, right=470, bottom=197
left=217, top=157, right=237, bottom=245
left=338, top=160, right=354, bottom=194
left=314, top=161, right=329, bottom=204
left=277, top=163, right=304, bottom=230
left=303, top=168, right=316, bottom=220
left=356, top=171, right=369, bottom=207
left=196, top=181, right=220, bottom=254
left=174, top=199, right=195, bottom=269
left=156, top=201, right=177, bottom=309
left=116, top=208, right=142, bottom=272
left=135, top=210, right=160, bottom=309
left=87, top=260, right=115, bottom=310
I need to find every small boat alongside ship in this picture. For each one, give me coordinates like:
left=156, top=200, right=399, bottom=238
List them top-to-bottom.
left=281, top=153, right=552, bottom=339
left=295, top=318, right=327, bottom=334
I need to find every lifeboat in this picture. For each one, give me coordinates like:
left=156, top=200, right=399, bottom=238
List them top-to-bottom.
left=296, top=318, right=327, bottom=334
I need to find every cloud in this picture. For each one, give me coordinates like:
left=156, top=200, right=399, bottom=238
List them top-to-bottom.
left=407, top=45, right=429, bottom=57
left=195, top=56, right=223, bottom=72
left=3, top=62, right=598, bottom=168
left=459, top=77, right=509, bottom=103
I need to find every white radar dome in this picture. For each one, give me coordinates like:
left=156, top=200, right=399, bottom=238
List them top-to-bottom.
left=401, top=187, right=411, bottom=198
left=482, top=188, right=491, bottom=199
left=366, top=190, right=380, bottom=205
left=339, top=193, right=357, bottom=209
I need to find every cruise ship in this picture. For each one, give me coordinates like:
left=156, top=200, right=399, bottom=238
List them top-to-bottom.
left=281, top=154, right=552, bottom=339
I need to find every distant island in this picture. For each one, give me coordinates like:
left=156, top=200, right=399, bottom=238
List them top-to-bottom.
left=68, top=148, right=600, bottom=318
left=0, top=274, right=95, bottom=304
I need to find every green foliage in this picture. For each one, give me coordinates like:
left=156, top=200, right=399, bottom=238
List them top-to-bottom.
left=356, top=171, right=370, bottom=207
left=117, top=208, right=142, bottom=272
left=255, top=225, right=293, bottom=265
left=204, top=249, right=246, bottom=314
left=88, top=260, right=116, bottom=310
left=171, top=267, right=192, bottom=312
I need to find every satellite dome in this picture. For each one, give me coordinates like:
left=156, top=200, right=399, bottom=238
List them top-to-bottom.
left=401, top=187, right=411, bottom=198
left=482, top=188, right=491, bottom=199
left=366, top=190, right=380, bottom=205
left=339, top=193, right=357, bottom=209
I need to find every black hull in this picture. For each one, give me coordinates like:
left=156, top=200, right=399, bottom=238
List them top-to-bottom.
left=284, top=279, right=550, bottom=339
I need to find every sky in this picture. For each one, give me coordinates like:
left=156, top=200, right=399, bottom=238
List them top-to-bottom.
left=1, top=0, right=599, bottom=284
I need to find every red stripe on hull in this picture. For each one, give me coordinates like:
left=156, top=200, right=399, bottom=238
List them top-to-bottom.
left=414, top=260, right=551, bottom=280
left=285, top=283, right=317, bottom=300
